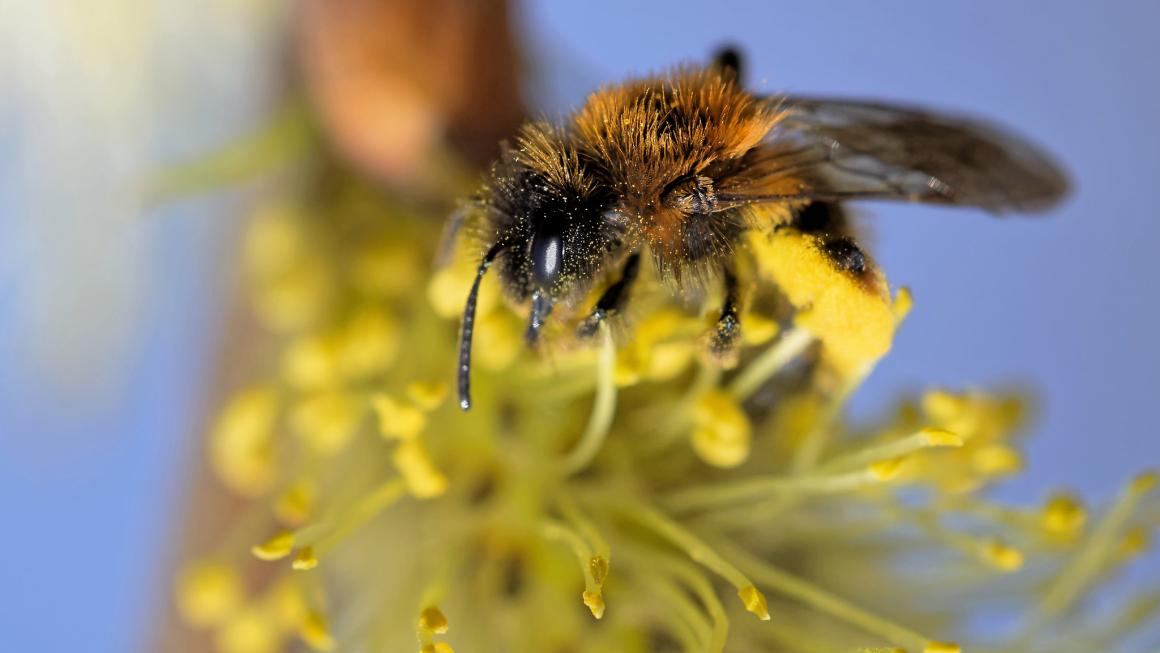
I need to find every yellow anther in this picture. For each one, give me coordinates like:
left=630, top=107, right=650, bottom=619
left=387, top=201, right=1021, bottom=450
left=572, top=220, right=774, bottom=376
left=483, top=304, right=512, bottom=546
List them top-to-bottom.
left=351, top=243, right=420, bottom=297
left=253, top=254, right=333, bottom=332
left=428, top=261, right=498, bottom=319
left=337, top=306, right=400, bottom=380
left=474, top=311, right=523, bottom=370
left=741, top=313, right=779, bottom=346
left=281, top=333, right=342, bottom=391
left=646, top=342, right=695, bottom=381
left=407, top=381, right=449, bottom=411
left=210, top=386, right=279, bottom=497
left=691, top=390, right=752, bottom=468
left=921, top=390, right=969, bottom=423
left=289, top=392, right=364, bottom=456
left=372, top=394, right=427, bottom=441
left=919, top=427, right=962, bottom=447
left=393, top=439, right=449, bottom=499
left=972, top=444, right=1023, bottom=476
left=868, top=456, right=908, bottom=481
left=1130, top=470, right=1158, bottom=494
left=275, top=481, right=316, bottom=527
left=1041, top=493, right=1086, bottom=537
left=1120, top=526, right=1151, bottom=559
left=251, top=531, right=295, bottom=561
left=983, top=539, right=1024, bottom=572
left=291, top=546, right=318, bottom=571
left=175, top=561, right=244, bottom=628
left=265, top=576, right=308, bottom=630
left=738, top=585, right=771, bottom=621
left=582, top=590, right=606, bottom=619
left=419, top=606, right=449, bottom=634
left=216, top=607, right=279, bottom=653
left=299, top=610, right=336, bottom=651
left=924, top=642, right=961, bottom=653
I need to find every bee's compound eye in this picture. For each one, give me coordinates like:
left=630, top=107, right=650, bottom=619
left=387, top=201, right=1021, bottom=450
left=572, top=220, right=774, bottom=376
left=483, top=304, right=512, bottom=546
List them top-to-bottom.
left=530, top=229, right=564, bottom=290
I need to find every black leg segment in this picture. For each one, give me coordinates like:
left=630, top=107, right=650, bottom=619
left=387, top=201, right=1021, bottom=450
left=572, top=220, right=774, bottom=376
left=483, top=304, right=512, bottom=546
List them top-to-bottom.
left=577, top=252, right=641, bottom=338
left=708, top=265, right=743, bottom=362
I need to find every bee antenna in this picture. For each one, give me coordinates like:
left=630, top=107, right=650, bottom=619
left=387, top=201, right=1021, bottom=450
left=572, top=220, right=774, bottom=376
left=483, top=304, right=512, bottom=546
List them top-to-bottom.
left=712, top=45, right=744, bottom=84
left=458, top=243, right=504, bottom=411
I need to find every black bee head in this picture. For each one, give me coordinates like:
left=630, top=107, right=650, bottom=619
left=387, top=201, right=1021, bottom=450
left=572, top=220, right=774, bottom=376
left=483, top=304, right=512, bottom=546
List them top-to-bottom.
left=457, top=134, right=621, bottom=410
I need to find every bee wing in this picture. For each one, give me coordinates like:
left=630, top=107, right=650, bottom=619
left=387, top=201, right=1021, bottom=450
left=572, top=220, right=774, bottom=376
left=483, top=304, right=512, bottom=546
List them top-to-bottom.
left=714, top=96, right=1069, bottom=213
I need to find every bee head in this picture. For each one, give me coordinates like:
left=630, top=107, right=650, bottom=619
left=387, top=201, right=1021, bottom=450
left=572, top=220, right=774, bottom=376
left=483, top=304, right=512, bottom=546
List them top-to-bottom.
left=457, top=129, right=621, bottom=410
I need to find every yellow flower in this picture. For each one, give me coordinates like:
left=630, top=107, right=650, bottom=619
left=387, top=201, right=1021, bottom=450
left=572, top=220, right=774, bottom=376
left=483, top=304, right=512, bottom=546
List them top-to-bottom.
left=176, top=113, right=1155, bottom=653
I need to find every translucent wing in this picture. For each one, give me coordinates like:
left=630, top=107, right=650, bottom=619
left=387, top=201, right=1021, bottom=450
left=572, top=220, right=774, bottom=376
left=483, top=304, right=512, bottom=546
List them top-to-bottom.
left=714, top=96, right=1069, bottom=214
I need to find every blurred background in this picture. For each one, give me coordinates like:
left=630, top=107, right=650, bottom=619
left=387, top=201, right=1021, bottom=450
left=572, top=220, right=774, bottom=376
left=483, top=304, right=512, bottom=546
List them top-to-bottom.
left=1, top=1, right=1157, bottom=651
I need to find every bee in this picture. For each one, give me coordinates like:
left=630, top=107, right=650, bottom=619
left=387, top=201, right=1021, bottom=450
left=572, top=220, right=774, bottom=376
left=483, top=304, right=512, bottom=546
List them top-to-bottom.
left=455, top=49, right=1067, bottom=410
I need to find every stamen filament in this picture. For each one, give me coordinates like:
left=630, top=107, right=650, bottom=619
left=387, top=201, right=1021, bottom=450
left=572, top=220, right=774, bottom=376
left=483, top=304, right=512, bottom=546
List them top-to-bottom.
left=563, top=326, right=618, bottom=475
left=728, top=328, right=814, bottom=400
left=820, top=427, right=962, bottom=473
left=664, top=468, right=884, bottom=514
left=1013, top=471, right=1157, bottom=642
left=308, top=478, right=408, bottom=557
left=614, top=501, right=769, bottom=620
left=722, top=542, right=935, bottom=653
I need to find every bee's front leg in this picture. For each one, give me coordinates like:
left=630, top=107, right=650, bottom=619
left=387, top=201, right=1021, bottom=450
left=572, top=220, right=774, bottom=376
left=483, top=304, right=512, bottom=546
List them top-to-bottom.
left=577, top=252, right=641, bottom=338
left=707, top=265, right=743, bottom=366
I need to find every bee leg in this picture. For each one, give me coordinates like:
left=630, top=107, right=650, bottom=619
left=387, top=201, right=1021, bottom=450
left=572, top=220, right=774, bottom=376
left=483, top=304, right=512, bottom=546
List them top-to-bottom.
left=577, top=252, right=641, bottom=338
left=707, top=266, right=743, bottom=366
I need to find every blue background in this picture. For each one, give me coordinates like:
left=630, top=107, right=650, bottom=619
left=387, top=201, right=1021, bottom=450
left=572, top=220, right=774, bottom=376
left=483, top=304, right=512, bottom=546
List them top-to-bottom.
left=1, top=2, right=1157, bottom=651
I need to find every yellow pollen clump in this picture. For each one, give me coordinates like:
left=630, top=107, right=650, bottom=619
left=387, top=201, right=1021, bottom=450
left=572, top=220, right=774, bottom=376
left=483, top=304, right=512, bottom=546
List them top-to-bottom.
left=746, top=227, right=896, bottom=376
left=892, top=286, right=914, bottom=321
left=210, top=386, right=280, bottom=497
left=691, top=390, right=752, bottom=468
left=289, top=391, right=364, bottom=456
left=372, top=393, right=427, bottom=440
left=393, top=439, right=449, bottom=498
left=251, top=531, right=295, bottom=561
left=291, top=546, right=319, bottom=571
left=175, top=561, right=244, bottom=628
left=738, top=585, right=771, bottom=621
left=299, top=610, right=336, bottom=651
left=923, top=642, right=961, bottom=653
left=420, top=644, right=455, bottom=653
